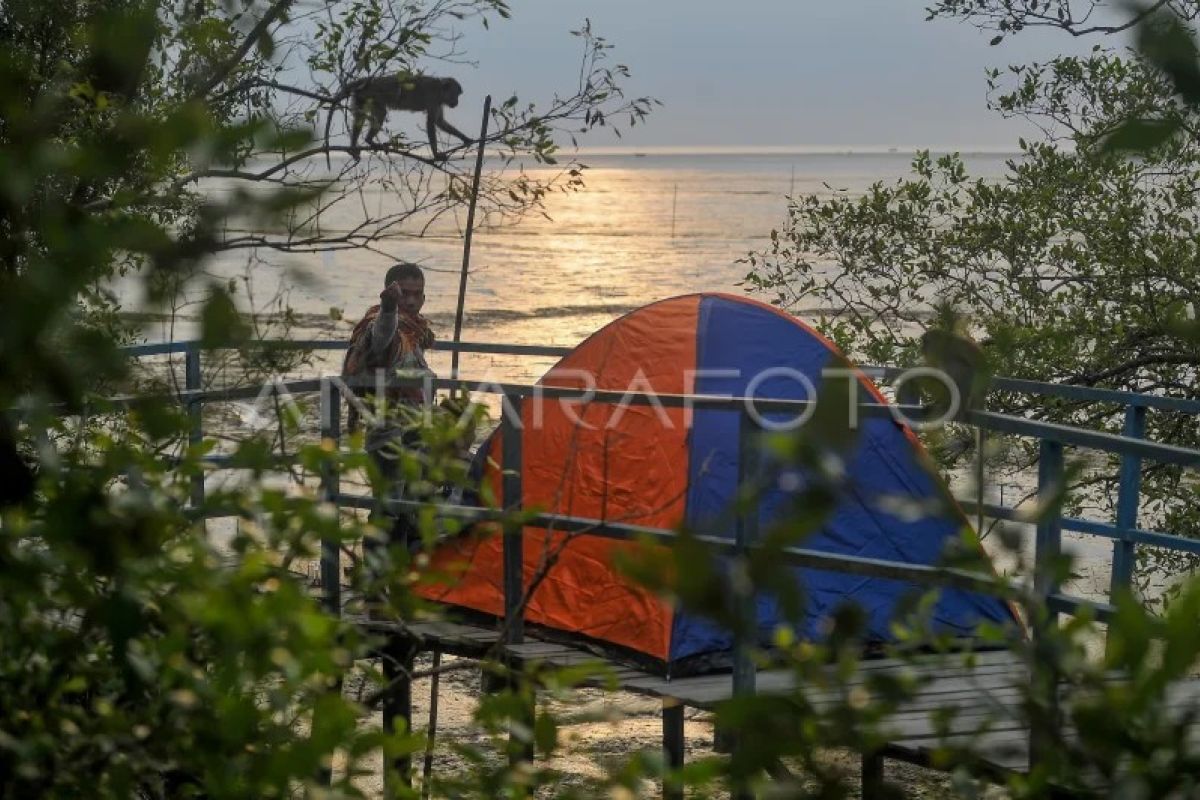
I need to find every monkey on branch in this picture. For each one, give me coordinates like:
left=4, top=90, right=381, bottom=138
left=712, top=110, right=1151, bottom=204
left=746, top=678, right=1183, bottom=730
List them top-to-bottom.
left=325, top=73, right=474, bottom=164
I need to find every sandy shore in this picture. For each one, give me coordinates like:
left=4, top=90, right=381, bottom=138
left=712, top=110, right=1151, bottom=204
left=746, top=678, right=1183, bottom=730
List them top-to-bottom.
left=332, top=653, right=1010, bottom=799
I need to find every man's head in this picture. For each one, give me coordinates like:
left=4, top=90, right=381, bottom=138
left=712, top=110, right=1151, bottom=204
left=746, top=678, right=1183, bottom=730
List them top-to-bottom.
left=382, top=262, right=425, bottom=316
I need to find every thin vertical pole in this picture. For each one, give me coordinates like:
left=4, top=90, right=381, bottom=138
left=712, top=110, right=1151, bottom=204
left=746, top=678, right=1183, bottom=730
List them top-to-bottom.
left=450, top=95, right=492, bottom=382
left=671, top=183, right=678, bottom=239
left=185, top=345, right=204, bottom=512
left=319, top=379, right=342, bottom=616
left=1109, top=405, right=1145, bottom=598
left=421, top=647, right=441, bottom=799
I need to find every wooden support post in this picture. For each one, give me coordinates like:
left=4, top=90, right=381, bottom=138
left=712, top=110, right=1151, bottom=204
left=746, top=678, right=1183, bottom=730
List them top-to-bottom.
left=184, top=345, right=204, bottom=513
left=320, top=379, right=342, bottom=616
left=499, top=394, right=534, bottom=763
left=1108, top=405, right=1145, bottom=602
left=1030, top=438, right=1064, bottom=770
left=382, top=637, right=415, bottom=796
left=479, top=664, right=506, bottom=695
left=506, top=673, right=535, bottom=767
left=662, top=699, right=685, bottom=800
left=862, top=751, right=884, bottom=797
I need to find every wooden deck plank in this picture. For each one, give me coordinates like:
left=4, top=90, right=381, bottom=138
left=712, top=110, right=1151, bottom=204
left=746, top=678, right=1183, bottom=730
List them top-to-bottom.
left=351, top=615, right=1200, bottom=786
left=650, top=665, right=1028, bottom=708
left=888, top=728, right=1032, bottom=773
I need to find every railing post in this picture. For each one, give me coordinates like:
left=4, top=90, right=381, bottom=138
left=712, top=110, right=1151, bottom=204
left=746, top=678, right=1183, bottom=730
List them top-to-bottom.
left=184, top=344, right=204, bottom=512
left=314, top=379, right=343, bottom=789
left=320, top=379, right=342, bottom=617
left=500, top=392, right=533, bottom=764
left=501, top=392, right=525, bottom=645
left=1109, top=405, right=1145, bottom=600
left=729, top=407, right=759, bottom=800
left=733, top=408, right=758, bottom=698
left=1030, top=437, right=1064, bottom=770
left=1033, top=438, right=1065, bottom=612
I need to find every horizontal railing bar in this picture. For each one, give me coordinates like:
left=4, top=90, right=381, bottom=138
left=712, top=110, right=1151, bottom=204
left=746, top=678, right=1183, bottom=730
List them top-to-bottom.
left=121, top=338, right=574, bottom=358
left=274, top=339, right=573, bottom=358
left=122, top=341, right=193, bottom=356
left=430, top=341, right=574, bottom=358
left=124, top=342, right=1200, bottom=415
left=864, top=365, right=1200, bottom=415
left=101, top=377, right=928, bottom=419
left=991, top=377, right=1200, bottom=414
left=96, top=378, right=1200, bottom=462
left=423, top=380, right=920, bottom=417
left=44, top=382, right=1200, bottom=465
left=967, top=409, right=1200, bottom=466
left=196, top=468, right=1200, bottom=561
left=254, top=492, right=1144, bottom=630
left=337, top=494, right=1011, bottom=597
left=956, top=498, right=1200, bottom=557
left=956, top=499, right=1024, bottom=523
left=1062, top=517, right=1200, bottom=555
left=1047, top=593, right=1116, bottom=623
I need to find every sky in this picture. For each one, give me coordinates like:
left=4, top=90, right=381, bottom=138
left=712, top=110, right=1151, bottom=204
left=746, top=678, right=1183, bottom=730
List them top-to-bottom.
left=450, top=0, right=1132, bottom=151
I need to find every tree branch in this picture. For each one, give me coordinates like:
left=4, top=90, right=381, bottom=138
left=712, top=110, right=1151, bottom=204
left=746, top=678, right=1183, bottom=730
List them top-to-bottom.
left=186, top=0, right=298, bottom=101
left=209, top=78, right=335, bottom=106
left=1065, top=353, right=1200, bottom=386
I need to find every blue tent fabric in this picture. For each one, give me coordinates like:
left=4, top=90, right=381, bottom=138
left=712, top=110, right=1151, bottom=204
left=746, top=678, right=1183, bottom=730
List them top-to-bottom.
left=669, top=295, right=1014, bottom=663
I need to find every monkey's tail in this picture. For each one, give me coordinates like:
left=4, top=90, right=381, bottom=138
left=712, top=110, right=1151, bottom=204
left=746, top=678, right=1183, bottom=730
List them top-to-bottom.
left=323, top=89, right=347, bottom=171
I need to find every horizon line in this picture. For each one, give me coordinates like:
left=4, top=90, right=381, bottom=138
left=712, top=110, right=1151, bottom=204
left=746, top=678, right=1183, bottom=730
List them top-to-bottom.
left=570, top=144, right=1024, bottom=157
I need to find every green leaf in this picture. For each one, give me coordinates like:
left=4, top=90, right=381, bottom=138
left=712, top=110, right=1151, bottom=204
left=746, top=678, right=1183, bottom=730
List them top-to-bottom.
left=1135, top=4, right=1200, bottom=105
left=256, top=30, right=275, bottom=59
left=1101, top=118, right=1179, bottom=154
left=200, top=283, right=250, bottom=348
left=533, top=713, right=558, bottom=753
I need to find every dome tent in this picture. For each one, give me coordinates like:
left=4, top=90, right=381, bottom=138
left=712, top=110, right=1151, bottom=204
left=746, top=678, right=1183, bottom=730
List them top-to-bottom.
left=416, top=293, right=1017, bottom=675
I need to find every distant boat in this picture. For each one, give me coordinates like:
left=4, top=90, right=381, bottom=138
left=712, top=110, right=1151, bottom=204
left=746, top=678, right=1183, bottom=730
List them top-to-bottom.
left=888, top=147, right=898, bottom=153
left=633, top=152, right=647, bottom=158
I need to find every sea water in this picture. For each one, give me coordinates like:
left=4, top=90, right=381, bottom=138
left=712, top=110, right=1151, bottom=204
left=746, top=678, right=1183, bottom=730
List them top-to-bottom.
left=129, top=149, right=1017, bottom=380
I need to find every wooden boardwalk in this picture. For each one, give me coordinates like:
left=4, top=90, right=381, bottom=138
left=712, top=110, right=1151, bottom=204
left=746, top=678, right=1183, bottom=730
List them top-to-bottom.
left=351, top=618, right=1200, bottom=796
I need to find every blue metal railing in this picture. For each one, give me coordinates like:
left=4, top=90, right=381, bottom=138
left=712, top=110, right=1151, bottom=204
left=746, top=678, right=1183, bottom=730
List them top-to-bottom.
left=120, top=337, right=1200, bottom=638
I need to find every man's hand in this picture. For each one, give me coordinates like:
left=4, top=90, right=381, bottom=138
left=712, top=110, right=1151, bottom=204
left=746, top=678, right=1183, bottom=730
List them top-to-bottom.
left=379, top=282, right=403, bottom=312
